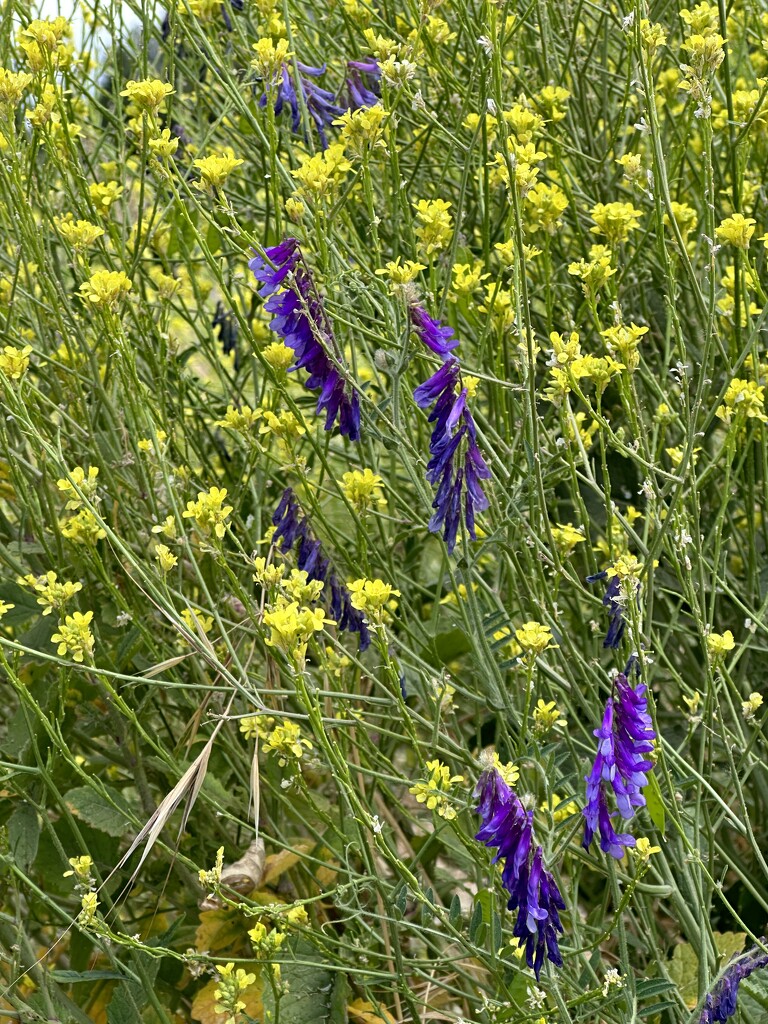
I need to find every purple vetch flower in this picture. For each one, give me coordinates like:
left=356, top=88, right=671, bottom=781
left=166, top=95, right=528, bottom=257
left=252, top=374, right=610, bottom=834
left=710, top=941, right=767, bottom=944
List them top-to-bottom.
left=346, top=57, right=381, bottom=109
left=259, top=61, right=344, bottom=149
left=249, top=238, right=360, bottom=441
left=213, top=300, right=239, bottom=368
left=410, top=303, right=459, bottom=359
left=411, top=321, right=491, bottom=554
left=271, top=489, right=370, bottom=650
left=586, top=570, right=639, bottom=649
left=583, top=672, right=656, bottom=858
left=474, top=767, right=565, bottom=979
left=699, top=944, right=768, bottom=1023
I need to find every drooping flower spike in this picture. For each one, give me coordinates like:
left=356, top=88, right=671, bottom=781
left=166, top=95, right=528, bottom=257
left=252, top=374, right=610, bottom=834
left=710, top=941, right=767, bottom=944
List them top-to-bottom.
left=346, top=57, right=381, bottom=109
left=260, top=61, right=344, bottom=149
left=249, top=239, right=360, bottom=441
left=410, top=305, right=490, bottom=554
left=272, top=488, right=370, bottom=650
left=586, top=570, right=626, bottom=648
left=583, top=669, right=656, bottom=858
left=474, top=766, right=565, bottom=979
left=699, top=944, right=768, bottom=1023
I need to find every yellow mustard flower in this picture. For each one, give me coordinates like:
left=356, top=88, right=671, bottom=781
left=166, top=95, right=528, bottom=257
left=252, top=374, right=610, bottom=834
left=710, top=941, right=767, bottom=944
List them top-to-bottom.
left=0, top=68, right=33, bottom=107
left=119, top=78, right=174, bottom=114
left=333, top=104, right=388, bottom=155
left=148, top=128, right=179, bottom=158
left=292, top=144, right=351, bottom=199
left=193, top=149, right=244, bottom=191
left=89, top=181, right=123, bottom=216
left=413, top=198, right=453, bottom=257
left=589, top=201, right=643, bottom=244
left=715, top=213, right=756, bottom=249
left=79, top=270, right=132, bottom=309
left=262, top=341, right=294, bottom=373
left=0, top=345, right=32, bottom=381
left=716, top=379, right=767, bottom=425
left=57, top=466, right=99, bottom=510
left=342, top=468, right=387, bottom=514
left=182, top=486, right=233, bottom=539
left=60, top=509, right=106, bottom=545
left=550, top=523, right=586, bottom=558
left=155, top=544, right=178, bottom=573
left=348, top=578, right=400, bottom=618
left=264, top=601, right=331, bottom=659
left=52, top=610, right=95, bottom=663
left=706, top=629, right=735, bottom=660
left=533, top=699, right=568, bottom=734
left=262, top=718, right=313, bottom=765
left=409, top=759, right=464, bottom=820
left=541, top=793, right=578, bottom=822
left=633, top=837, right=662, bottom=860
left=63, top=854, right=93, bottom=880
left=214, top=962, right=258, bottom=1023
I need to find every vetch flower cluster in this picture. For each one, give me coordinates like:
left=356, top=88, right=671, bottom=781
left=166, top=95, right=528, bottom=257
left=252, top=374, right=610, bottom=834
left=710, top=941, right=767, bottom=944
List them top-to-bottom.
left=253, top=43, right=343, bottom=149
left=346, top=57, right=381, bottom=109
left=250, top=238, right=360, bottom=440
left=411, top=305, right=490, bottom=554
left=271, top=488, right=370, bottom=649
left=587, top=556, right=644, bottom=649
left=583, top=668, right=656, bottom=858
left=474, top=764, right=565, bottom=978
left=699, top=944, right=768, bottom=1023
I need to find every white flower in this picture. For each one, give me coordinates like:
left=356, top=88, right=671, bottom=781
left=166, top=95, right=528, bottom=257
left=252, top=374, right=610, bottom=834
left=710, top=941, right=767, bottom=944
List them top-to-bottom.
left=603, top=968, right=624, bottom=997
left=527, top=986, right=547, bottom=1009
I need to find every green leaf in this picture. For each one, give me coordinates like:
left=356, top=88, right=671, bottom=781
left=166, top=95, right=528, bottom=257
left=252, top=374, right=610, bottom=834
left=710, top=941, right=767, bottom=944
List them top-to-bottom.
left=427, top=628, right=471, bottom=665
left=644, top=772, right=666, bottom=837
left=65, top=785, right=134, bottom=837
left=8, top=802, right=40, bottom=871
left=395, top=886, right=407, bottom=916
left=449, top=893, right=462, bottom=926
left=468, top=898, right=484, bottom=942
left=490, top=910, right=502, bottom=953
left=263, top=940, right=339, bottom=1024
left=51, top=970, right=129, bottom=984
left=329, top=972, right=350, bottom=1024
left=636, top=979, right=678, bottom=1000
left=107, top=982, right=144, bottom=1024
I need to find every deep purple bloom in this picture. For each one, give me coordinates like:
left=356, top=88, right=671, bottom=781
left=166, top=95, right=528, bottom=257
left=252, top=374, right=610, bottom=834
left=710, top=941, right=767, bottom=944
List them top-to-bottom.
left=346, top=57, right=380, bottom=109
left=259, top=61, right=344, bottom=149
left=250, top=238, right=360, bottom=441
left=213, top=301, right=239, bottom=367
left=410, top=304, right=459, bottom=359
left=411, top=315, right=490, bottom=554
left=413, top=358, right=461, bottom=408
left=271, top=489, right=370, bottom=650
left=587, top=570, right=638, bottom=649
left=583, top=673, right=656, bottom=858
left=475, top=767, right=565, bottom=979
left=699, top=945, right=768, bottom=1023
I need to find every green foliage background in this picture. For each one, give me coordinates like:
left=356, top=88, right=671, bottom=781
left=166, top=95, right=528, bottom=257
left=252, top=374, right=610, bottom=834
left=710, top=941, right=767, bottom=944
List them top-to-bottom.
left=2, top=0, right=768, bottom=1021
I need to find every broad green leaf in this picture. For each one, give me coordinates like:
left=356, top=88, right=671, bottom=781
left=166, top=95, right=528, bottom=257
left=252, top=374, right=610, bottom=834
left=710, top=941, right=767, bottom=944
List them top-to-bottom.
left=644, top=772, right=666, bottom=837
left=65, top=785, right=134, bottom=837
left=8, top=802, right=40, bottom=871
left=449, top=893, right=462, bottom=925
left=262, top=941, right=338, bottom=1024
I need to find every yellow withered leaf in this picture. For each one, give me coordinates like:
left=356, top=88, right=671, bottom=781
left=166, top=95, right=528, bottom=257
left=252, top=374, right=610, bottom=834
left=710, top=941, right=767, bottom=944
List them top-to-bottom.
left=348, top=997, right=397, bottom=1024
